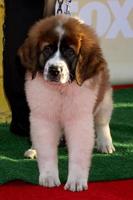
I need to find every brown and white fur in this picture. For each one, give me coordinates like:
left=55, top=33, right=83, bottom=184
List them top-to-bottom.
left=18, top=15, right=115, bottom=192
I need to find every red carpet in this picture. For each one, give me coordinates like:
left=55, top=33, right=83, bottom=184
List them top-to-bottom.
left=113, top=84, right=133, bottom=89
left=0, top=180, right=133, bottom=200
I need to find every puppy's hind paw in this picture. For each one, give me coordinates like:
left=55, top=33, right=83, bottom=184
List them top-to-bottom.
left=96, top=140, right=115, bottom=154
left=24, top=149, right=37, bottom=159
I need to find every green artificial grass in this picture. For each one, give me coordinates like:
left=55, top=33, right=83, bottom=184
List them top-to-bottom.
left=0, top=88, right=133, bottom=185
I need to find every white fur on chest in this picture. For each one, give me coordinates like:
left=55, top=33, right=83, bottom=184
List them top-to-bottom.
left=25, top=73, right=98, bottom=126
left=25, top=73, right=100, bottom=191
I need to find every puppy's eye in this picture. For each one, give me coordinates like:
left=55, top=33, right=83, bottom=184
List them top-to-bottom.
left=39, top=45, right=56, bottom=69
left=42, top=45, right=54, bottom=58
left=65, top=47, right=75, bottom=57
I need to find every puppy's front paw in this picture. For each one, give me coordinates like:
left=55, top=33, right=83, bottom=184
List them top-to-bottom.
left=96, top=138, right=115, bottom=154
left=39, top=171, right=61, bottom=188
left=64, top=176, right=88, bottom=192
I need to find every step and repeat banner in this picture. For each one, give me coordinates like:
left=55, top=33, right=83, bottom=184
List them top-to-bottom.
left=0, top=0, right=133, bottom=123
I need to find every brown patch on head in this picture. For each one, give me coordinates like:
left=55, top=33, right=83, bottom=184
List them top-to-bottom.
left=62, top=17, right=107, bottom=85
left=63, top=19, right=82, bottom=54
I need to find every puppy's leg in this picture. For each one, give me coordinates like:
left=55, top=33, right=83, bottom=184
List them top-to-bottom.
left=95, top=88, right=115, bottom=154
left=30, top=116, right=61, bottom=187
left=64, top=118, right=95, bottom=192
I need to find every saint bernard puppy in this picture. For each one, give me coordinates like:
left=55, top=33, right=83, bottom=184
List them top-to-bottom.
left=18, top=15, right=115, bottom=191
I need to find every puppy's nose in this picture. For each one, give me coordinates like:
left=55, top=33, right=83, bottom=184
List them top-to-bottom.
left=48, top=65, right=62, bottom=77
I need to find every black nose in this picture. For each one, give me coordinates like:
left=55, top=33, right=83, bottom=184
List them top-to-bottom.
left=48, top=65, right=61, bottom=77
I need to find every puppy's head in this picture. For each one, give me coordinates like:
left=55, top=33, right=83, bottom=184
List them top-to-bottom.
left=18, top=15, right=105, bottom=85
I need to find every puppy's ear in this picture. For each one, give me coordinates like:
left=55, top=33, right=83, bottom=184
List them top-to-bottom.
left=75, top=30, right=106, bottom=85
left=18, top=37, right=39, bottom=76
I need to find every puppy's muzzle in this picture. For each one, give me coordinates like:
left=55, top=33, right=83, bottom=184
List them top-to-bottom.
left=48, top=65, right=62, bottom=82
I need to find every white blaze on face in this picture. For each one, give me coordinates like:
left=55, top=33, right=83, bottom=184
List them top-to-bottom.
left=43, top=23, right=70, bottom=84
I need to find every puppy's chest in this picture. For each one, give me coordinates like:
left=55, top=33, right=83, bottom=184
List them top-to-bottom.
left=26, top=76, right=97, bottom=122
